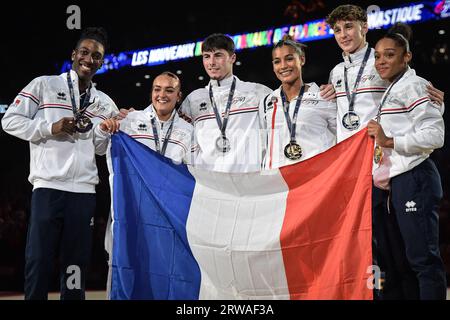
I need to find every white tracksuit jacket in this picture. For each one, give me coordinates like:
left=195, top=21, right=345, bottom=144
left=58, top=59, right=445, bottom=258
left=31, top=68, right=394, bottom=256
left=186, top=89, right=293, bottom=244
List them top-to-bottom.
left=329, top=44, right=389, bottom=142
left=372, top=67, right=445, bottom=190
left=1, top=70, right=118, bottom=193
left=179, top=75, right=272, bottom=173
left=259, top=83, right=337, bottom=169
left=119, top=105, right=195, bottom=164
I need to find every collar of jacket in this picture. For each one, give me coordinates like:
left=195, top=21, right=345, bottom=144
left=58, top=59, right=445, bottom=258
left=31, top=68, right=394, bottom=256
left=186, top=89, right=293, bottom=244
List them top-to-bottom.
left=342, top=43, right=371, bottom=67
left=64, top=70, right=98, bottom=104
left=208, top=74, right=236, bottom=88
left=146, top=104, right=177, bottom=124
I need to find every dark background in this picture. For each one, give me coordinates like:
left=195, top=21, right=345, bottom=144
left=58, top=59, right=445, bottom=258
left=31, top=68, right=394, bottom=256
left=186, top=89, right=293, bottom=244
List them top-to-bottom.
left=0, top=0, right=449, bottom=293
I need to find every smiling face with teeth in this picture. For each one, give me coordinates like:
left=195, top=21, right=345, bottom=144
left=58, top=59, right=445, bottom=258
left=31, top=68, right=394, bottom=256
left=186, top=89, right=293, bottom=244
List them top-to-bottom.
left=71, top=39, right=105, bottom=89
left=272, top=45, right=305, bottom=86
left=151, top=74, right=182, bottom=121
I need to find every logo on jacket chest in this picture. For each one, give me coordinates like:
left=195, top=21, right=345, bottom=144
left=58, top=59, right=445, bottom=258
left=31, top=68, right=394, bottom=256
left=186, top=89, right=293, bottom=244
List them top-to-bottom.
left=361, top=74, right=376, bottom=83
left=335, top=79, right=342, bottom=89
left=57, top=92, right=67, bottom=101
left=232, top=96, right=246, bottom=105
left=265, top=96, right=279, bottom=112
left=302, top=99, right=319, bottom=105
left=86, top=100, right=106, bottom=115
left=199, top=102, right=208, bottom=111
left=131, top=121, right=149, bottom=133
left=138, top=123, right=148, bottom=131
left=172, top=129, right=188, bottom=141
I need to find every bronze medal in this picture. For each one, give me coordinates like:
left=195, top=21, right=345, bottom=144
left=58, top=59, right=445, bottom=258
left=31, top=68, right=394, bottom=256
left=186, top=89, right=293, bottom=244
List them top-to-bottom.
left=284, top=142, right=302, bottom=160
left=374, top=145, right=383, bottom=164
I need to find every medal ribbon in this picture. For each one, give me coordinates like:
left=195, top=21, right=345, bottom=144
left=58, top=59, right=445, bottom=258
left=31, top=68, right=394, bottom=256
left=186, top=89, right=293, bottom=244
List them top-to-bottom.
left=343, top=47, right=371, bottom=112
left=373, top=69, right=407, bottom=164
left=375, top=69, right=407, bottom=123
left=67, top=72, right=92, bottom=120
left=208, top=77, right=236, bottom=140
left=280, top=85, right=306, bottom=144
left=151, top=114, right=175, bottom=156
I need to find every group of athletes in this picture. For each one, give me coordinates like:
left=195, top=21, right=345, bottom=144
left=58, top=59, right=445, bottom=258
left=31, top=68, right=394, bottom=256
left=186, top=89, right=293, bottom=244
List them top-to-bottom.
left=1, top=4, right=446, bottom=300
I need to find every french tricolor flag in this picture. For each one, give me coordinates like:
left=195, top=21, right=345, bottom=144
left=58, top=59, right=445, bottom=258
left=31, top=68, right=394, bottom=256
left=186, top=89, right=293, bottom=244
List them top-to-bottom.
left=109, top=129, right=374, bottom=300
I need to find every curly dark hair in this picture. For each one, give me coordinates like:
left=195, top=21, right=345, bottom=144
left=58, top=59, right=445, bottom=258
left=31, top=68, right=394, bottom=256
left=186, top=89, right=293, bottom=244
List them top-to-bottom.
left=326, top=5, right=367, bottom=28
left=76, top=27, right=108, bottom=51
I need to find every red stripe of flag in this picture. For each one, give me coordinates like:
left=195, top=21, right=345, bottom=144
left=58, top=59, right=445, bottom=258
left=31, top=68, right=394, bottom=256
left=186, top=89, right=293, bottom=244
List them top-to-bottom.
left=279, top=128, right=374, bottom=299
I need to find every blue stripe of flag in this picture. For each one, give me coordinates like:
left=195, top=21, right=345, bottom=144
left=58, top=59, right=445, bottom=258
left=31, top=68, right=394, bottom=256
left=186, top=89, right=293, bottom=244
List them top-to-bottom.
left=110, top=132, right=201, bottom=300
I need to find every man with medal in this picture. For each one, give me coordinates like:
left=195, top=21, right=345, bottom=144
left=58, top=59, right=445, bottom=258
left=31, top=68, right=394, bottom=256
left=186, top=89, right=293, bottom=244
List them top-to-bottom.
left=1, top=27, right=119, bottom=300
left=178, top=33, right=273, bottom=173
left=260, top=36, right=337, bottom=170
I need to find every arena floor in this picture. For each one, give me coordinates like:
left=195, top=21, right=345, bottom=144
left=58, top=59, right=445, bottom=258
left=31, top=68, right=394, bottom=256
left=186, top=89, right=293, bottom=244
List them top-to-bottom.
left=0, top=290, right=449, bottom=300
left=0, top=290, right=107, bottom=300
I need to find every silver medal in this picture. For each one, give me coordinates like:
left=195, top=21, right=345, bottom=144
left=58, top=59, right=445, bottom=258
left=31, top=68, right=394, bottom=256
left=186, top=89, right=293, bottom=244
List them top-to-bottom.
left=342, top=111, right=360, bottom=131
left=215, top=136, right=231, bottom=153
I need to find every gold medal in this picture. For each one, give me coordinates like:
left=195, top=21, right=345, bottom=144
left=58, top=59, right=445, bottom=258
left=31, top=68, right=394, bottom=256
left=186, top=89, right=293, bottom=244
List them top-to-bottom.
left=284, top=142, right=302, bottom=160
left=374, top=145, right=383, bottom=164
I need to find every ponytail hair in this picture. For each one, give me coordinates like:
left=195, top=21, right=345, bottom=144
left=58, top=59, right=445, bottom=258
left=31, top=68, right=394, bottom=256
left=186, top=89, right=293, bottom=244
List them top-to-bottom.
left=383, top=22, right=412, bottom=53
left=273, top=34, right=307, bottom=58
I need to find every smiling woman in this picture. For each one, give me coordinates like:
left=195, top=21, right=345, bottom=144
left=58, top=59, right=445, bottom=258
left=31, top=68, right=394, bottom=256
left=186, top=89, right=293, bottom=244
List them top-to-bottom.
left=368, top=22, right=447, bottom=300
left=259, top=35, right=337, bottom=170
left=151, top=72, right=182, bottom=121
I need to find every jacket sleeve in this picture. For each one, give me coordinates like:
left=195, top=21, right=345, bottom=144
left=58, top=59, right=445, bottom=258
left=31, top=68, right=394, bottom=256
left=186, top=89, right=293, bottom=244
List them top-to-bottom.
left=1, top=77, right=53, bottom=141
left=393, top=83, right=445, bottom=154
left=258, top=94, right=270, bottom=169
left=93, top=95, right=119, bottom=155
left=178, top=96, right=193, bottom=123
left=326, top=100, right=338, bottom=138
left=93, top=124, right=111, bottom=156
left=182, top=127, right=196, bottom=165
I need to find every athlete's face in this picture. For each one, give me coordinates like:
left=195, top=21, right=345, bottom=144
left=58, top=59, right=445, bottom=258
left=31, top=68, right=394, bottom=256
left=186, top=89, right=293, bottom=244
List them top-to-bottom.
left=332, top=20, right=368, bottom=55
left=374, top=38, right=411, bottom=82
left=71, top=39, right=104, bottom=81
left=272, top=45, right=304, bottom=85
left=202, top=49, right=236, bottom=81
left=151, top=74, right=181, bottom=119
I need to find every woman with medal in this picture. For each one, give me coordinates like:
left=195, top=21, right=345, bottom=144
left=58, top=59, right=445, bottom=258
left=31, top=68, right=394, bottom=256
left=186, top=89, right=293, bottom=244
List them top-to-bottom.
left=367, top=23, right=446, bottom=300
left=1, top=27, right=119, bottom=300
left=260, top=35, right=337, bottom=169
left=110, top=71, right=195, bottom=163
left=102, top=72, right=195, bottom=298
